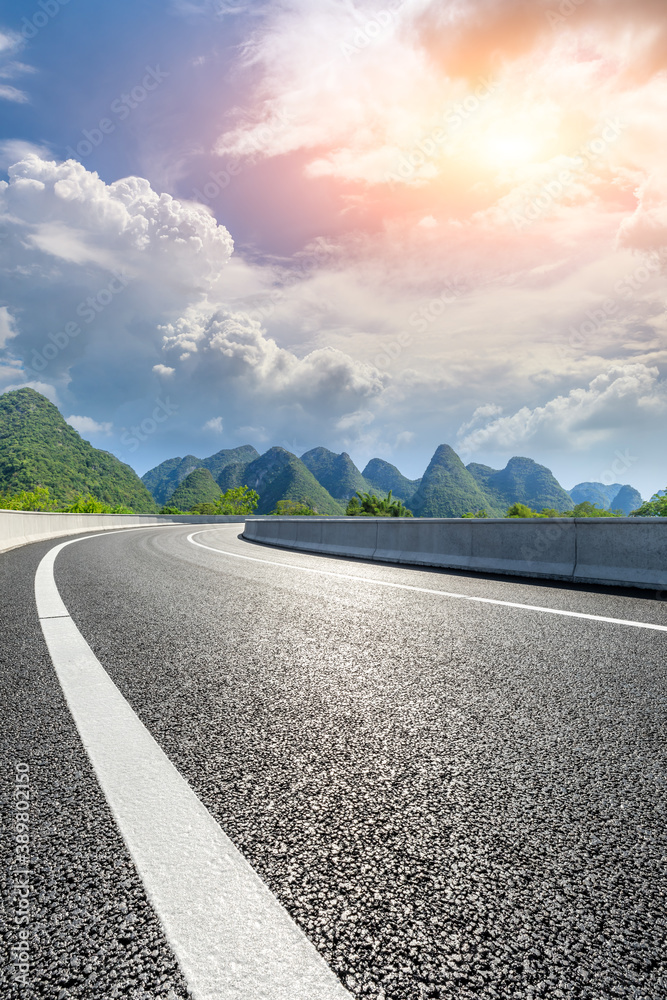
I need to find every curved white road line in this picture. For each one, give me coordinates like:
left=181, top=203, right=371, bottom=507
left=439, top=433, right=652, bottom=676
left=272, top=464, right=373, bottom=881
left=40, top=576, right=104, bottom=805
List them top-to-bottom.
left=188, top=530, right=667, bottom=634
left=35, top=531, right=352, bottom=1000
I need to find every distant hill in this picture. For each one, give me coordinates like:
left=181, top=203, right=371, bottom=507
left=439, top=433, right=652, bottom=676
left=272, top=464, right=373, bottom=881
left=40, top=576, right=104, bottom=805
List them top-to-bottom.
left=0, top=388, right=157, bottom=512
left=141, top=435, right=603, bottom=520
left=142, top=445, right=259, bottom=505
left=411, top=445, right=499, bottom=517
left=238, top=447, right=344, bottom=515
left=301, top=447, right=369, bottom=500
left=142, top=454, right=204, bottom=506
left=468, top=456, right=573, bottom=513
left=362, top=458, right=420, bottom=503
left=217, top=461, right=251, bottom=493
left=168, top=468, right=222, bottom=510
left=570, top=481, right=642, bottom=515
left=611, top=485, right=643, bottom=516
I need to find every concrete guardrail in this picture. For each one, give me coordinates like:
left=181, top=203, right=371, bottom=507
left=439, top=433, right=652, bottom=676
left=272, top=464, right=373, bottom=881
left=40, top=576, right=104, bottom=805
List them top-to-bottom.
left=0, top=510, right=250, bottom=556
left=243, top=516, right=667, bottom=591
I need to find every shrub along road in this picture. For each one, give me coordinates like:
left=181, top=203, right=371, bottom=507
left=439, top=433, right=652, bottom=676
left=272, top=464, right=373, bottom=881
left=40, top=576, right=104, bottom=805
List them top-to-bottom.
left=1, top=524, right=666, bottom=999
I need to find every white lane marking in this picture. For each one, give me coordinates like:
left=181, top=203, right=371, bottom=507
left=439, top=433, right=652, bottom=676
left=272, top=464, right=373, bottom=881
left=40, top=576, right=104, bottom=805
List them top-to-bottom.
left=188, top=530, right=667, bottom=634
left=35, top=536, right=352, bottom=1000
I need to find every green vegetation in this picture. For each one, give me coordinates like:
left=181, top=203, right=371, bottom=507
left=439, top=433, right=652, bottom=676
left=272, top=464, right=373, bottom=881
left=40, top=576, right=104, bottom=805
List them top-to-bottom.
left=0, top=388, right=157, bottom=512
left=142, top=439, right=650, bottom=522
left=142, top=445, right=260, bottom=505
left=410, top=445, right=500, bottom=517
left=301, top=447, right=370, bottom=501
left=234, top=448, right=344, bottom=515
left=467, top=456, right=574, bottom=513
left=361, top=457, right=420, bottom=503
left=167, top=468, right=222, bottom=510
left=570, top=481, right=643, bottom=515
left=0, top=484, right=133, bottom=513
left=160, top=485, right=259, bottom=516
left=200, top=485, right=259, bottom=515
left=346, top=490, right=413, bottom=517
left=631, top=490, right=667, bottom=517
left=271, top=499, right=317, bottom=515
left=505, top=501, right=621, bottom=518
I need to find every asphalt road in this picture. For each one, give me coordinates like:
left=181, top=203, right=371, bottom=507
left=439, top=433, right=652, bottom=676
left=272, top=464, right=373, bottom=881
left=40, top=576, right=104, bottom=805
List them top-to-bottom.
left=2, top=523, right=667, bottom=999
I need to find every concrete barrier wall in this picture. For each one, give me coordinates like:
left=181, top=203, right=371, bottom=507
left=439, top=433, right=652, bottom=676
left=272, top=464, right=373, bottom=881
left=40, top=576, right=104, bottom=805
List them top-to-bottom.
left=0, top=510, right=249, bottom=556
left=243, top=517, right=667, bottom=591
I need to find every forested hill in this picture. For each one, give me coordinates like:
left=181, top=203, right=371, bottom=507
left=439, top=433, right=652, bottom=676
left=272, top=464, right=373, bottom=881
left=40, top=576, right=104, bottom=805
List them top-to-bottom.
left=0, top=388, right=157, bottom=512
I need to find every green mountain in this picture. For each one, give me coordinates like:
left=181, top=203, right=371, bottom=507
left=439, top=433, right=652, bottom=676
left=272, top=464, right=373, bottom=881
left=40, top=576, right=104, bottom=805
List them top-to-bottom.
left=0, top=388, right=157, bottom=512
left=143, top=444, right=259, bottom=505
left=204, top=444, right=260, bottom=480
left=411, top=445, right=499, bottom=517
left=238, top=447, right=344, bottom=515
left=301, top=447, right=370, bottom=501
left=142, top=454, right=203, bottom=506
left=468, top=456, right=573, bottom=513
left=362, top=458, right=420, bottom=503
left=217, top=461, right=251, bottom=493
left=168, top=468, right=222, bottom=510
left=570, top=481, right=642, bottom=514
left=570, top=482, right=623, bottom=507
left=611, top=485, right=643, bottom=516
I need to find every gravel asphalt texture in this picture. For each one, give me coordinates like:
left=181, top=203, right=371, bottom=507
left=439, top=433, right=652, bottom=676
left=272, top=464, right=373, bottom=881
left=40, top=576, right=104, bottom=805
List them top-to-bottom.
left=2, top=523, right=667, bottom=999
left=0, top=535, right=193, bottom=1000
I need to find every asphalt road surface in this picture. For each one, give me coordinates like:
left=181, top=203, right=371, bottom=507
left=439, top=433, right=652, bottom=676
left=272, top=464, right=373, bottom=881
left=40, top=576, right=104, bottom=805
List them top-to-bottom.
left=1, top=523, right=666, bottom=1000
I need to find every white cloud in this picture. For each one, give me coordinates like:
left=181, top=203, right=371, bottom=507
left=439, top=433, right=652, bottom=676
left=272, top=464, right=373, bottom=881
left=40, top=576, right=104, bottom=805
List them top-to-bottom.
left=0, top=31, right=30, bottom=103
left=0, top=84, right=28, bottom=103
left=0, top=140, right=51, bottom=170
left=0, top=306, right=17, bottom=348
left=159, top=306, right=385, bottom=415
left=153, top=364, right=175, bottom=377
left=457, top=364, right=667, bottom=453
left=2, top=380, right=59, bottom=403
left=66, top=415, right=113, bottom=436
left=203, top=416, right=224, bottom=432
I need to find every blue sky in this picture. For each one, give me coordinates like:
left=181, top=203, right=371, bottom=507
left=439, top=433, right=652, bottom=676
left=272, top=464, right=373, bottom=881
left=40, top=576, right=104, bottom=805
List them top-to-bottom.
left=0, top=0, right=666, bottom=497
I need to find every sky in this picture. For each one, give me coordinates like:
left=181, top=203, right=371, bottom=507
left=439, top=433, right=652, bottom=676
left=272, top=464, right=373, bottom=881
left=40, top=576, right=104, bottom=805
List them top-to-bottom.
left=0, top=0, right=665, bottom=497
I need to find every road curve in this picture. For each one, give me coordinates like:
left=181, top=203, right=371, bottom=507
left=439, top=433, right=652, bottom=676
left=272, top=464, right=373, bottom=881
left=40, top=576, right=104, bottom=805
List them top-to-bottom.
left=2, top=523, right=667, bottom=1000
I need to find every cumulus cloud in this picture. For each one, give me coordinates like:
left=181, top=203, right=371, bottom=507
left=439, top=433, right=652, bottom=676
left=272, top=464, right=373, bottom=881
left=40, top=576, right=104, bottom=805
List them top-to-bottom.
left=0, top=140, right=51, bottom=170
left=0, top=155, right=234, bottom=385
left=159, top=306, right=385, bottom=414
left=153, top=364, right=175, bottom=377
left=457, top=364, right=667, bottom=453
left=66, top=415, right=113, bottom=436
left=203, top=416, right=223, bottom=432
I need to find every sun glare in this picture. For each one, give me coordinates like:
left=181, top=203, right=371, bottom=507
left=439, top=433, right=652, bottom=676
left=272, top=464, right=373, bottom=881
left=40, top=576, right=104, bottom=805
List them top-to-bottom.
left=484, top=133, right=540, bottom=167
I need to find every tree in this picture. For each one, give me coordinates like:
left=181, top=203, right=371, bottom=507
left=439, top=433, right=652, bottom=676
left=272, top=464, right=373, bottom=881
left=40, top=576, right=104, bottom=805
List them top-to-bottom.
left=0, top=485, right=56, bottom=511
left=0, top=485, right=132, bottom=513
left=214, top=485, right=259, bottom=515
left=346, top=490, right=413, bottom=517
left=631, top=490, right=667, bottom=517
left=63, top=493, right=134, bottom=513
left=271, top=499, right=317, bottom=515
left=559, top=501, right=618, bottom=518
left=506, top=502, right=538, bottom=518
left=160, top=506, right=185, bottom=515
left=462, top=509, right=488, bottom=518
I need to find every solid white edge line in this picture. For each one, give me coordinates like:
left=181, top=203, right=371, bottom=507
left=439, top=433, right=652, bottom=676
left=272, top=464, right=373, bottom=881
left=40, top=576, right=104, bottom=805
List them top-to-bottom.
left=187, top=530, right=667, bottom=634
left=35, top=533, right=352, bottom=1000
